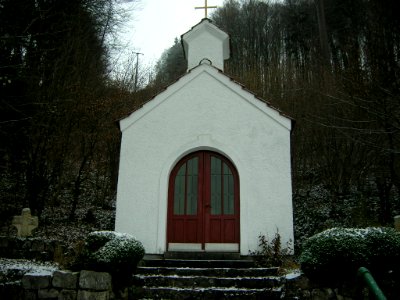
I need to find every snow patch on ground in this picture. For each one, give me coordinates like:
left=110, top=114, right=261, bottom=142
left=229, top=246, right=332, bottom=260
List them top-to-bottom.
left=0, top=258, right=59, bottom=276
left=284, top=270, right=302, bottom=280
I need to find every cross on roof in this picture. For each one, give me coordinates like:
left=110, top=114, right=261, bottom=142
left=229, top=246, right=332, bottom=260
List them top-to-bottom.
left=195, top=0, right=218, bottom=19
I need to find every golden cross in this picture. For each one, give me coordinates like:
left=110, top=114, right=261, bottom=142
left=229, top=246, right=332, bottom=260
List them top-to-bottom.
left=195, top=0, right=218, bottom=19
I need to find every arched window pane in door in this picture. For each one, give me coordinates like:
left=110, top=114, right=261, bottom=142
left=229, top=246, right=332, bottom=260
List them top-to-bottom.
left=210, top=156, right=235, bottom=215
left=173, top=157, right=198, bottom=215
left=186, top=157, right=198, bottom=215
left=211, top=157, right=222, bottom=215
left=223, top=163, right=234, bottom=215
left=174, top=165, right=185, bottom=215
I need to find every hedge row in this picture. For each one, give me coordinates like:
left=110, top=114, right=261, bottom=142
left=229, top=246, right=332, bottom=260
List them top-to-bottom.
left=299, top=227, right=400, bottom=283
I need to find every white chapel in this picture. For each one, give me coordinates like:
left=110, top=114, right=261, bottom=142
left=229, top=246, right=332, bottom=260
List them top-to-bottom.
left=115, top=18, right=294, bottom=255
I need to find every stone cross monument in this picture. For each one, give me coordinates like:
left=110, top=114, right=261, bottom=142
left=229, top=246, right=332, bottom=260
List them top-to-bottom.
left=12, top=208, right=38, bottom=237
left=394, top=215, right=400, bottom=231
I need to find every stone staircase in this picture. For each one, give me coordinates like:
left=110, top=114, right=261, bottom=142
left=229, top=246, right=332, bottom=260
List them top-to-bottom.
left=131, top=254, right=284, bottom=299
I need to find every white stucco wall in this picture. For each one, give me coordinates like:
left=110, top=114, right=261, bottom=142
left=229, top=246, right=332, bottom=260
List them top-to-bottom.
left=115, top=64, right=293, bottom=255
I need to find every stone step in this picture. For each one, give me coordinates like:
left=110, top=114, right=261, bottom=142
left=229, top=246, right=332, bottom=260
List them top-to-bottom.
left=164, top=251, right=241, bottom=260
left=132, top=258, right=284, bottom=299
left=143, top=258, right=255, bottom=268
left=136, top=266, right=280, bottom=277
left=133, top=274, right=282, bottom=289
left=135, top=286, right=283, bottom=300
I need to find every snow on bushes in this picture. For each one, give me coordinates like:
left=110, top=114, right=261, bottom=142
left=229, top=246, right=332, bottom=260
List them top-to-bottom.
left=299, top=227, right=400, bottom=282
left=78, top=231, right=144, bottom=274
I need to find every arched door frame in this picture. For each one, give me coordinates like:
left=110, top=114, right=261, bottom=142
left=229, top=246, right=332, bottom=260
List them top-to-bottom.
left=167, top=150, right=240, bottom=252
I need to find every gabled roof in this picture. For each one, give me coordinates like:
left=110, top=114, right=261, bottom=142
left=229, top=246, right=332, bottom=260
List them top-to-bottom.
left=119, top=63, right=294, bottom=132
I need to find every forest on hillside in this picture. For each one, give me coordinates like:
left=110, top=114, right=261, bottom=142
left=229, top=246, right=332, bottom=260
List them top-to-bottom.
left=0, top=0, right=152, bottom=239
left=1, top=0, right=399, bottom=247
left=154, top=0, right=400, bottom=246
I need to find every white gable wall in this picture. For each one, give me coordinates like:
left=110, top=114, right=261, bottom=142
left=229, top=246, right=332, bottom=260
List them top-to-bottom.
left=116, top=65, right=293, bottom=255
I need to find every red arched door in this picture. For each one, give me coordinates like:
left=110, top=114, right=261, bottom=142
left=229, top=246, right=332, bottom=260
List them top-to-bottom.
left=167, top=151, right=240, bottom=252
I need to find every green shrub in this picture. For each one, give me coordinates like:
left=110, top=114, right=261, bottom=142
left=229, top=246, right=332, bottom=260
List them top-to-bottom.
left=299, top=227, right=400, bottom=283
left=249, top=230, right=293, bottom=268
left=77, top=231, right=145, bottom=275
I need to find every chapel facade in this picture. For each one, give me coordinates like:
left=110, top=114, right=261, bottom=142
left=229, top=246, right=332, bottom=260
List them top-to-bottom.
left=115, top=19, right=294, bottom=255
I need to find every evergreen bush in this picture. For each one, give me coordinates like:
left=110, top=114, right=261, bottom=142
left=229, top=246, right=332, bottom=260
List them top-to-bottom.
left=299, top=227, right=400, bottom=283
left=77, top=231, right=145, bottom=275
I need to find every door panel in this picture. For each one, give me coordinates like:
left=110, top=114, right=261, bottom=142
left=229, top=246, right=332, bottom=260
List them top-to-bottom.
left=167, top=151, right=239, bottom=250
left=204, top=153, right=239, bottom=245
left=168, top=154, right=203, bottom=244
left=185, top=219, right=199, bottom=242
left=209, top=219, right=221, bottom=242
left=223, top=219, right=236, bottom=242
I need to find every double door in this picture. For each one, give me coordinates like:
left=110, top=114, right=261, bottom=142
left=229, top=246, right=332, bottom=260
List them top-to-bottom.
left=167, top=151, right=239, bottom=251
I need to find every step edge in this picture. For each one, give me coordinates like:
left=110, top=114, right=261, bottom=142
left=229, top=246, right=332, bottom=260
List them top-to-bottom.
left=144, top=259, right=254, bottom=262
left=137, top=266, right=278, bottom=270
left=134, top=274, right=282, bottom=280
left=141, top=285, right=284, bottom=292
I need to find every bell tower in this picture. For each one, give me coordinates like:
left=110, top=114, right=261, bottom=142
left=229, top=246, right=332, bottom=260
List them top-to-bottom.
left=181, top=19, right=230, bottom=71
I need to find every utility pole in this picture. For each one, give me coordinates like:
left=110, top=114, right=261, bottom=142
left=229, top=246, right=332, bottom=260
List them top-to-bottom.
left=315, top=0, right=329, bottom=66
left=133, top=52, right=143, bottom=92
